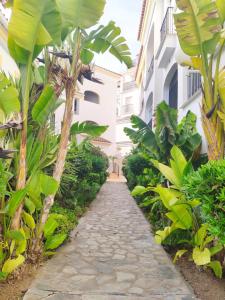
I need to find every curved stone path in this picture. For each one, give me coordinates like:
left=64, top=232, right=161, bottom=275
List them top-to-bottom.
left=24, top=182, right=195, bottom=300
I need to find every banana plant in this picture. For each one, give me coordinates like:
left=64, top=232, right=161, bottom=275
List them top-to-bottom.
left=6, top=0, right=62, bottom=229
left=38, top=0, right=132, bottom=240
left=174, top=0, right=225, bottom=160
left=124, top=102, right=202, bottom=162
left=174, top=224, right=223, bottom=279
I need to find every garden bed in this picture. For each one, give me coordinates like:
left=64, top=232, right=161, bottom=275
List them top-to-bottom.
left=168, top=250, right=225, bottom=300
left=0, top=263, right=39, bottom=300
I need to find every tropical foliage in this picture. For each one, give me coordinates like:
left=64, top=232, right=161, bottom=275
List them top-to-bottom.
left=0, top=0, right=132, bottom=279
left=174, top=0, right=225, bottom=160
left=124, top=101, right=202, bottom=162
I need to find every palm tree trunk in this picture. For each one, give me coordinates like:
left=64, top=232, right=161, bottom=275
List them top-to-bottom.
left=38, top=30, right=81, bottom=238
left=11, top=54, right=33, bottom=229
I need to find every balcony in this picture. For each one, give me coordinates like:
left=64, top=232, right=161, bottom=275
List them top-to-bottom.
left=156, top=7, right=176, bottom=68
left=145, top=56, right=154, bottom=90
left=187, top=72, right=201, bottom=100
left=123, top=81, right=137, bottom=92
left=120, top=104, right=134, bottom=116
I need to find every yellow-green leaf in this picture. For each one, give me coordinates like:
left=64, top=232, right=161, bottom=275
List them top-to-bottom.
left=22, top=211, right=35, bottom=230
left=192, top=247, right=211, bottom=266
left=2, top=255, right=25, bottom=274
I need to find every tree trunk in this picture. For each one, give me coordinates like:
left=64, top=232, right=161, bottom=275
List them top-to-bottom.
left=39, top=81, right=75, bottom=231
left=202, top=108, right=225, bottom=160
left=11, top=128, right=27, bottom=229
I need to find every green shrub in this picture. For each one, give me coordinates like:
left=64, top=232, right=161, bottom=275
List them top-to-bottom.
left=57, top=143, right=108, bottom=209
left=183, top=160, right=225, bottom=244
left=50, top=204, right=79, bottom=235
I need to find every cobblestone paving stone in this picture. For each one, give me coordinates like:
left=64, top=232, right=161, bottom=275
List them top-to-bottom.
left=24, top=182, right=196, bottom=300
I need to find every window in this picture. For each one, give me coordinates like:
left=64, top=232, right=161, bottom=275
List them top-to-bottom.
left=187, top=72, right=201, bottom=99
left=84, top=91, right=100, bottom=104
left=74, top=99, right=79, bottom=114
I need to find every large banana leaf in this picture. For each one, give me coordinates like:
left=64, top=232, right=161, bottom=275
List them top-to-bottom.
left=8, top=0, right=62, bottom=63
left=56, top=0, right=106, bottom=29
left=174, top=0, right=222, bottom=56
left=88, top=21, right=132, bottom=68
left=0, top=73, right=20, bottom=116
left=32, top=85, right=56, bottom=126
left=124, top=115, right=159, bottom=155
left=70, top=121, right=108, bottom=137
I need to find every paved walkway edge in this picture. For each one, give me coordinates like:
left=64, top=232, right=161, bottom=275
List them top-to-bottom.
left=24, top=182, right=196, bottom=300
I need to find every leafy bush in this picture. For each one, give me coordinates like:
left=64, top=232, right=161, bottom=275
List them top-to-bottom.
left=57, top=142, right=108, bottom=209
left=183, top=160, right=225, bottom=244
left=50, top=204, right=80, bottom=236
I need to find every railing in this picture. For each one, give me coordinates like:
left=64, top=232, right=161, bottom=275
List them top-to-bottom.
left=160, top=7, right=175, bottom=45
left=145, top=56, right=154, bottom=90
left=187, top=72, right=201, bottom=99
left=123, top=81, right=137, bottom=91
left=121, top=104, right=134, bottom=115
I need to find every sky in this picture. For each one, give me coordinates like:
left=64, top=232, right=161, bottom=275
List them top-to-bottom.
left=95, top=0, right=143, bottom=73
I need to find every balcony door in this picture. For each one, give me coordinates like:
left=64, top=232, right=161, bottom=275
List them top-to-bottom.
left=169, top=69, right=178, bottom=109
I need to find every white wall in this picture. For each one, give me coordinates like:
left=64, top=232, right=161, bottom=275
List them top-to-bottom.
left=55, top=66, right=120, bottom=157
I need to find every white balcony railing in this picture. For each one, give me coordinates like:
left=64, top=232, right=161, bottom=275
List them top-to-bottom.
left=160, top=7, right=175, bottom=45
left=145, top=56, right=154, bottom=90
left=187, top=72, right=201, bottom=99
left=121, top=104, right=134, bottom=115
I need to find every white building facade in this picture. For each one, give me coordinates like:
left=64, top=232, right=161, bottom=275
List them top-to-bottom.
left=136, top=0, right=223, bottom=153
left=55, top=65, right=121, bottom=158
left=116, top=65, right=140, bottom=157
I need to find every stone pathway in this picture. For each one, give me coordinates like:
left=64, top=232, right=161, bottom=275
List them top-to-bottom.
left=24, top=182, right=196, bottom=300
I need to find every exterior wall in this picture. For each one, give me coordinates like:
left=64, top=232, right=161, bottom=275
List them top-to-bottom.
left=136, top=0, right=218, bottom=154
left=0, top=9, right=19, bottom=77
left=54, top=66, right=121, bottom=158
left=116, top=66, right=140, bottom=156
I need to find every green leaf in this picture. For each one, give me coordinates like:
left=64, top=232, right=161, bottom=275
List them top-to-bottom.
left=8, top=0, right=62, bottom=63
left=56, top=0, right=106, bottom=29
left=174, top=0, right=222, bottom=56
left=216, top=0, right=225, bottom=23
left=89, top=21, right=132, bottom=68
left=80, top=49, right=94, bottom=65
left=0, top=73, right=20, bottom=116
left=32, top=85, right=56, bottom=126
left=70, top=121, right=108, bottom=137
left=170, top=145, right=187, bottom=176
left=152, top=160, right=181, bottom=187
left=40, top=173, right=59, bottom=196
left=131, top=186, right=148, bottom=197
left=154, top=186, right=179, bottom=210
left=5, top=189, right=27, bottom=217
left=24, top=198, right=36, bottom=214
left=166, top=204, right=192, bottom=230
left=22, top=212, right=36, bottom=230
left=44, top=218, right=59, bottom=238
left=194, top=225, right=208, bottom=247
left=155, top=226, right=174, bottom=244
left=15, top=228, right=27, bottom=255
left=6, top=230, right=25, bottom=241
left=44, top=233, right=67, bottom=250
left=209, top=244, right=223, bottom=257
left=192, top=247, right=211, bottom=266
left=173, top=249, right=188, bottom=263
left=2, top=255, right=25, bottom=274
left=208, top=261, right=223, bottom=278
left=0, top=272, right=8, bottom=281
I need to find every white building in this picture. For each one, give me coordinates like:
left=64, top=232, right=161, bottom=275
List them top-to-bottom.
left=136, top=0, right=224, bottom=153
left=0, top=6, right=19, bottom=77
left=55, top=65, right=121, bottom=158
left=116, top=65, right=140, bottom=157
